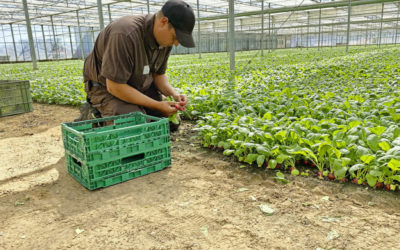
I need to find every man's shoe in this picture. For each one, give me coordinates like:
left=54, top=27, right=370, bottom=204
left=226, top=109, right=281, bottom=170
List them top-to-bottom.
left=74, top=102, right=101, bottom=122
left=169, top=113, right=181, bottom=133
left=169, top=121, right=180, bottom=133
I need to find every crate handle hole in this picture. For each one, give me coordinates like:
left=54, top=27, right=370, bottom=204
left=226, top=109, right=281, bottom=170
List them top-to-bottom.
left=122, top=153, right=145, bottom=164
left=72, top=157, right=82, bottom=167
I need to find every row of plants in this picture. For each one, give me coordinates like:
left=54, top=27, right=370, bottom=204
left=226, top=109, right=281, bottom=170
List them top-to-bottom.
left=0, top=46, right=386, bottom=106
left=173, top=47, right=400, bottom=190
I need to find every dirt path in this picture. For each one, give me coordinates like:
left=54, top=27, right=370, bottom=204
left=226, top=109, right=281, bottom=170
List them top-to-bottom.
left=1, top=103, right=400, bottom=249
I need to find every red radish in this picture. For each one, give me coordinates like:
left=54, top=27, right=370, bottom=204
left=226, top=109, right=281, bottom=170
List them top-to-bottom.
left=175, top=104, right=185, bottom=111
left=311, top=163, right=316, bottom=168
left=276, top=164, right=281, bottom=169
left=290, top=167, right=295, bottom=172
left=317, top=172, right=323, bottom=178
left=328, top=173, right=335, bottom=180
left=340, top=177, right=347, bottom=183
left=352, top=179, right=358, bottom=184
left=362, top=181, right=367, bottom=186
left=376, top=182, right=383, bottom=189
left=385, top=184, right=391, bottom=191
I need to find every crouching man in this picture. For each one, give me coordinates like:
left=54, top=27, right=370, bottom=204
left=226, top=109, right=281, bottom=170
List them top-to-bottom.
left=76, top=0, right=196, bottom=132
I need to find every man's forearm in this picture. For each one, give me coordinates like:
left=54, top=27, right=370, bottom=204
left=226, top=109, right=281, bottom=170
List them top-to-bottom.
left=153, top=73, right=178, bottom=97
left=106, top=78, right=160, bottom=110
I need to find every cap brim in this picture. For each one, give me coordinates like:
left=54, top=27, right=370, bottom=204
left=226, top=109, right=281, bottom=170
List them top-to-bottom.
left=175, top=28, right=195, bottom=48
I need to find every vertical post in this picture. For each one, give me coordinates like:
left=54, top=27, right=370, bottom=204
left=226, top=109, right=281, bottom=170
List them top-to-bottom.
left=22, top=0, right=37, bottom=69
left=97, top=0, right=105, bottom=30
left=147, top=0, right=150, bottom=14
left=196, top=0, right=201, bottom=58
left=229, top=0, right=235, bottom=71
left=261, top=0, right=264, bottom=56
left=345, top=0, right=351, bottom=52
left=268, top=3, right=271, bottom=53
left=378, top=3, right=384, bottom=48
left=395, top=3, right=399, bottom=45
left=108, top=4, right=112, bottom=23
left=318, top=8, right=321, bottom=50
left=76, top=10, right=84, bottom=59
left=307, top=12, right=310, bottom=49
left=50, top=15, right=58, bottom=59
left=272, top=16, right=276, bottom=50
left=226, top=18, right=229, bottom=53
left=239, top=19, right=243, bottom=50
left=331, top=20, right=334, bottom=47
left=365, top=21, right=369, bottom=46
left=213, top=23, right=216, bottom=52
left=300, top=23, right=303, bottom=49
left=10, top=24, right=18, bottom=61
left=61, top=24, right=68, bottom=59
left=1, top=25, right=9, bottom=60
left=18, top=25, right=26, bottom=61
left=33, top=25, right=40, bottom=60
left=41, top=25, right=48, bottom=60
left=68, top=26, right=73, bottom=58
left=91, top=27, right=95, bottom=43
left=321, top=27, right=324, bottom=48
left=208, top=29, right=211, bottom=52
left=217, top=33, right=219, bottom=52
left=246, top=33, right=251, bottom=50
left=284, top=35, right=287, bottom=49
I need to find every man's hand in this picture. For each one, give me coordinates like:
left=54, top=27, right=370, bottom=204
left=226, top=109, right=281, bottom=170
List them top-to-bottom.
left=172, top=94, right=188, bottom=106
left=157, top=101, right=178, bottom=117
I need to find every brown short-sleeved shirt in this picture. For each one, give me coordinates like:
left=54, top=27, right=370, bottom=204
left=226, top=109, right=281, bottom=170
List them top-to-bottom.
left=83, top=14, right=172, bottom=92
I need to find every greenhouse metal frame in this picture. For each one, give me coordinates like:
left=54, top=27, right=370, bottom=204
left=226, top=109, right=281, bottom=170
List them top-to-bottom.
left=0, top=0, right=399, bottom=70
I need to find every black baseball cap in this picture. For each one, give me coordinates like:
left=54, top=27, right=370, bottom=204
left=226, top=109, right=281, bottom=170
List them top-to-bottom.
left=161, top=0, right=196, bottom=48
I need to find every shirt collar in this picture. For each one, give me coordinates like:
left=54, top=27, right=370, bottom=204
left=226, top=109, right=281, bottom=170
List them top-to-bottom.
left=144, top=14, right=161, bottom=50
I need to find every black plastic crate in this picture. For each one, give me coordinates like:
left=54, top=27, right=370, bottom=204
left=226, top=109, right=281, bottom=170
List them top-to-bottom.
left=0, top=80, right=33, bottom=117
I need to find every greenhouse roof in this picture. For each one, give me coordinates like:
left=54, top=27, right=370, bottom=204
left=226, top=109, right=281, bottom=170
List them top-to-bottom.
left=0, top=0, right=399, bottom=32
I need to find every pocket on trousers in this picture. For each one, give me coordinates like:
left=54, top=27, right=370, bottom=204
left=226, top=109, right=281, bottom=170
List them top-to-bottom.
left=87, top=86, right=109, bottom=108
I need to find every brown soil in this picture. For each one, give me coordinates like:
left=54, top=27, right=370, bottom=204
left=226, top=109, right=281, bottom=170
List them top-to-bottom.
left=0, top=103, right=400, bottom=249
left=0, top=103, right=78, bottom=139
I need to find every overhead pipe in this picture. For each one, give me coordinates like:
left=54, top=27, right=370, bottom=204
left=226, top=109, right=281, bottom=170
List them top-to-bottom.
left=200, top=0, right=399, bottom=21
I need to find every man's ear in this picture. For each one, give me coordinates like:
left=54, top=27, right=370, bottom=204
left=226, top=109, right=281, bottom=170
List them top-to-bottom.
left=160, top=16, right=169, bottom=26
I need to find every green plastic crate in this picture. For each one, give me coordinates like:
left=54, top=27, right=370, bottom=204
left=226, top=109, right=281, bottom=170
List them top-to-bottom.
left=0, top=80, right=33, bottom=117
left=61, top=112, right=170, bottom=165
left=66, top=146, right=171, bottom=190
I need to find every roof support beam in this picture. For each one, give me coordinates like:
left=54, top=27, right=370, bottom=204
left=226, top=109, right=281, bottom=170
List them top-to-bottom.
left=200, top=0, right=400, bottom=21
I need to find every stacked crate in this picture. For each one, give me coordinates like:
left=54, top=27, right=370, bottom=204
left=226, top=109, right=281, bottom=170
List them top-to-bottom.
left=0, top=80, right=33, bottom=117
left=61, top=112, right=171, bottom=190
